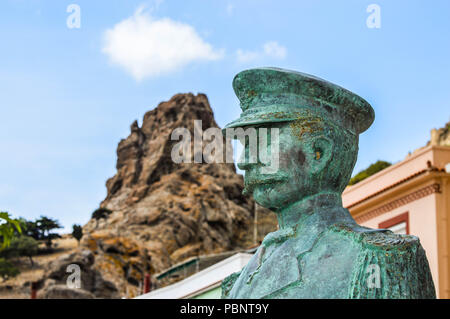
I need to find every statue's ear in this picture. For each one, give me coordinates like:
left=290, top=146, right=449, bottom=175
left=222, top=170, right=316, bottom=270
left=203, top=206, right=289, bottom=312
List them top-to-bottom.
left=311, top=136, right=333, bottom=174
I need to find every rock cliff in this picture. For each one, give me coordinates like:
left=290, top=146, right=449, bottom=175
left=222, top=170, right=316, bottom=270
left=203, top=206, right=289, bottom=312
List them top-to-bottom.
left=76, top=93, right=277, bottom=297
left=430, top=120, right=450, bottom=147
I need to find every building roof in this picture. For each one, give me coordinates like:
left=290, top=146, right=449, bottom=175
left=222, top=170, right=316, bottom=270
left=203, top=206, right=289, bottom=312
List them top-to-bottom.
left=343, top=145, right=450, bottom=208
left=135, top=253, right=253, bottom=299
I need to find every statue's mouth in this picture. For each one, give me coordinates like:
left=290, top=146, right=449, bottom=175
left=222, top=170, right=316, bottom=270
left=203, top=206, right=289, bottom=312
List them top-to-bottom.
left=242, top=174, right=288, bottom=196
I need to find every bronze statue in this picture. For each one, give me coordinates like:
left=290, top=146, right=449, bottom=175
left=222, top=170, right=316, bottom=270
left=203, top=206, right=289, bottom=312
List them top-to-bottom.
left=221, top=67, right=436, bottom=299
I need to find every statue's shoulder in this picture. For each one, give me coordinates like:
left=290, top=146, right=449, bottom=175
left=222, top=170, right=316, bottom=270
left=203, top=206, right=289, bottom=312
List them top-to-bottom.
left=329, top=223, right=436, bottom=299
left=330, top=223, right=419, bottom=250
left=221, top=271, right=241, bottom=299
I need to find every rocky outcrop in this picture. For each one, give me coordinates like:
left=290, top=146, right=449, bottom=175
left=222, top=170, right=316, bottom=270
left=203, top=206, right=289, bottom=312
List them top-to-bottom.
left=77, top=93, right=277, bottom=297
left=410, top=121, right=450, bottom=158
left=430, top=121, right=450, bottom=147
left=37, top=250, right=120, bottom=299
left=38, top=285, right=95, bottom=299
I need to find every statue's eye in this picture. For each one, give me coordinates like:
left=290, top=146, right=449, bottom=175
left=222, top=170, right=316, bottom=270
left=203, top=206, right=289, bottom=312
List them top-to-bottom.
left=314, top=147, right=323, bottom=160
left=297, top=149, right=306, bottom=165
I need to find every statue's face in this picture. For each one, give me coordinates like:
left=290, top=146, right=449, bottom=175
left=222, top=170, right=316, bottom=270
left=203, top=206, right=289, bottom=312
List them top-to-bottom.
left=238, top=122, right=329, bottom=211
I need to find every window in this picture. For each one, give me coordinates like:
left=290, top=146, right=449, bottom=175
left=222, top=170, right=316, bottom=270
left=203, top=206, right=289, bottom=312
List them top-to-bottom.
left=378, top=212, right=409, bottom=235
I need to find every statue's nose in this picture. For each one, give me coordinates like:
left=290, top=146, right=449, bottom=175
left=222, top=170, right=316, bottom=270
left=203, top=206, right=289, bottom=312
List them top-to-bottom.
left=237, top=159, right=252, bottom=171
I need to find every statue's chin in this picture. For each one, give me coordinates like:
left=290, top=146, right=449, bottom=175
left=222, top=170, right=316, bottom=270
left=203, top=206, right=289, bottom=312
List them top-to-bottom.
left=253, top=184, right=281, bottom=210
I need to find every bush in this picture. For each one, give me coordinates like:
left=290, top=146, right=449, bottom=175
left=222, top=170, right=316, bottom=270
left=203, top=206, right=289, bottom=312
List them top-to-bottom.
left=348, top=160, right=392, bottom=186
left=91, top=208, right=112, bottom=220
left=72, top=224, right=83, bottom=245
left=0, top=236, right=39, bottom=267
left=0, top=257, right=19, bottom=281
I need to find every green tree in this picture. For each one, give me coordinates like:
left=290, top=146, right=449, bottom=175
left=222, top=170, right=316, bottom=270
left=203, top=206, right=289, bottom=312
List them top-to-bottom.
left=348, top=160, right=392, bottom=186
left=0, top=212, right=22, bottom=250
left=0, top=212, right=22, bottom=281
left=35, top=216, right=62, bottom=249
left=20, top=218, right=41, bottom=241
left=72, top=224, right=83, bottom=246
left=1, top=236, right=39, bottom=267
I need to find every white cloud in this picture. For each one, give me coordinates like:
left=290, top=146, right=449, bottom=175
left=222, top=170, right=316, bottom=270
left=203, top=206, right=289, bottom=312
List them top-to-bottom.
left=226, top=4, right=235, bottom=15
left=102, top=7, right=224, bottom=81
left=236, top=41, right=287, bottom=63
left=263, top=41, right=287, bottom=59
left=236, top=49, right=260, bottom=63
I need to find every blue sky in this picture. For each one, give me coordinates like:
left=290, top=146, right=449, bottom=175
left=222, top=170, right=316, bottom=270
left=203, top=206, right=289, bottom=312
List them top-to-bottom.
left=0, top=0, right=449, bottom=232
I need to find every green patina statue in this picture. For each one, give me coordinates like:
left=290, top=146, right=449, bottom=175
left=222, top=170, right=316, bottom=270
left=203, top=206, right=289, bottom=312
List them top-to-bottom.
left=221, top=67, right=436, bottom=299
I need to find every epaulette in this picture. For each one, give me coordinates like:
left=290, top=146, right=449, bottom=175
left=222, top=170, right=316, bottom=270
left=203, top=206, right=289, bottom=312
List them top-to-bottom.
left=330, top=223, right=435, bottom=298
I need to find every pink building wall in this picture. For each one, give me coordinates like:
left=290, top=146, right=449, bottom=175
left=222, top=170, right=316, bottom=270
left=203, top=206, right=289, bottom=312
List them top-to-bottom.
left=343, top=145, right=450, bottom=298
left=343, top=145, right=450, bottom=208
left=356, top=194, right=440, bottom=294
